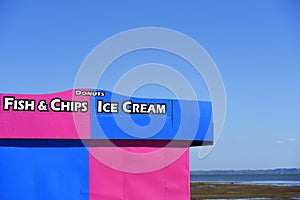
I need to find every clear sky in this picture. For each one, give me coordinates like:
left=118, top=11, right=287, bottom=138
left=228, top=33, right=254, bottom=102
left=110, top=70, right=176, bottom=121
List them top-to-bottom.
left=0, top=0, right=299, bottom=170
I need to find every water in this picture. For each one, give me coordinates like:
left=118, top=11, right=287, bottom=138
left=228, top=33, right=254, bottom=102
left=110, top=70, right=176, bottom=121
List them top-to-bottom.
left=190, top=174, right=300, bottom=186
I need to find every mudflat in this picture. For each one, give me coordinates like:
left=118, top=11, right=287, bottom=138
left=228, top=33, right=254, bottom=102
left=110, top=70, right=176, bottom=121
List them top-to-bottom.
left=190, top=182, right=300, bottom=199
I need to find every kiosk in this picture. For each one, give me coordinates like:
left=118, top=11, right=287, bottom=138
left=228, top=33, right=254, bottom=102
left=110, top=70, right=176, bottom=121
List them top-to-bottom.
left=0, top=89, right=213, bottom=200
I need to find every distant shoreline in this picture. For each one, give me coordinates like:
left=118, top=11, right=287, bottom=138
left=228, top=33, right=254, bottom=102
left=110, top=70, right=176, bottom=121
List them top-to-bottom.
left=190, top=168, right=300, bottom=187
left=190, top=168, right=300, bottom=175
left=191, top=180, right=300, bottom=187
left=190, top=182, right=300, bottom=199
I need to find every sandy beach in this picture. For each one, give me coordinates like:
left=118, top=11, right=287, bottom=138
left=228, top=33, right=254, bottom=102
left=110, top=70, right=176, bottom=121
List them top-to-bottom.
left=190, top=182, right=300, bottom=199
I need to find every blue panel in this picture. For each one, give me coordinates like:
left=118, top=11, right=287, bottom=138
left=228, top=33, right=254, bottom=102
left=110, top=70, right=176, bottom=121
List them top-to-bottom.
left=91, top=91, right=213, bottom=143
left=172, top=100, right=213, bottom=141
left=0, top=146, right=89, bottom=200
left=0, top=147, right=35, bottom=199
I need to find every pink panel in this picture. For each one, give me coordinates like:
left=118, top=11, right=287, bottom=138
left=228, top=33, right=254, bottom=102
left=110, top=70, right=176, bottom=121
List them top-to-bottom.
left=0, top=90, right=90, bottom=138
left=89, top=147, right=190, bottom=200
left=165, top=148, right=190, bottom=199
left=89, top=153, right=125, bottom=200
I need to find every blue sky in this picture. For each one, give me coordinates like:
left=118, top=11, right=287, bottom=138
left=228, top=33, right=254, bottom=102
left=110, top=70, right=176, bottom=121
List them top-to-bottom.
left=0, top=0, right=299, bottom=170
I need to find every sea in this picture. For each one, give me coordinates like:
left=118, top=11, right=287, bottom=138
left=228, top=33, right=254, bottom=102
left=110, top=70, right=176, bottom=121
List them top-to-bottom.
left=190, top=173, right=300, bottom=186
